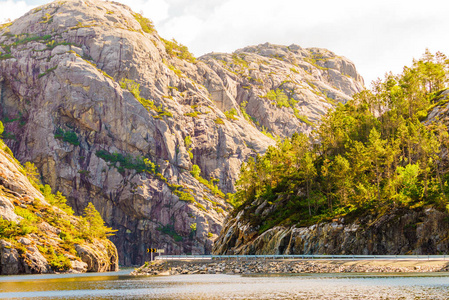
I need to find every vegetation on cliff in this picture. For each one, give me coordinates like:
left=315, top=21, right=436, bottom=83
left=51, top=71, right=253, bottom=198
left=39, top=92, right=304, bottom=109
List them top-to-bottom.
left=233, top=50, right=449, bottom=233
left=0, top=124, right=116, bottom=273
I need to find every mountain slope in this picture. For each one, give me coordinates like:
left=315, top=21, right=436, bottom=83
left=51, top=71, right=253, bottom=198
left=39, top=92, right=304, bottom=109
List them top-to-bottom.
left=0, top=0, right=363, bottom=265
left=199, top=44, right=364, bottom=138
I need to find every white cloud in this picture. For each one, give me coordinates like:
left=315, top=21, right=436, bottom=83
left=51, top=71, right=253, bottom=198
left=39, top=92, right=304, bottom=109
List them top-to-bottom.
left=0, top=0, right=35, bottom=23
left=5, top=0, right=449, bottom=86
left=114, top=0, right=169, bottom=23
left=145, top=0, right=449, bottom=86
left=160, top=15, right=203, bottom=42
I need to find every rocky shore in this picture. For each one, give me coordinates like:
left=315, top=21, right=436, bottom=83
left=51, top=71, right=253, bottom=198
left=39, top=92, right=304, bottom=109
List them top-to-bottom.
left=131, top=259, right=449, bottom=276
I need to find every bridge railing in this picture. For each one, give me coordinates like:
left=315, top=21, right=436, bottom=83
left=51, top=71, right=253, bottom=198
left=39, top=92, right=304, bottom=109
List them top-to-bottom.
left=155, top=254, right=448, bottom=261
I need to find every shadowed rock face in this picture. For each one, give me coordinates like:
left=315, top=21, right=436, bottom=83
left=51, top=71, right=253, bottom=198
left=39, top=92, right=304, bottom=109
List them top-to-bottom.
left=0, top=0, right=364, bottom=265
left=213, top=207, right=449, bottom=256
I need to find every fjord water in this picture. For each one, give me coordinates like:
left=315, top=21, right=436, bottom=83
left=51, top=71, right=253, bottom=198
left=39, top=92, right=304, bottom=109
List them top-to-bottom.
left=1, top=269, right=449, bottom=299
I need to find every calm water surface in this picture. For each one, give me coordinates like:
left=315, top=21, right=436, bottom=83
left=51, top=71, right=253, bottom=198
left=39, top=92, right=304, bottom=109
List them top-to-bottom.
left=1, top=269, right=449, bottom=299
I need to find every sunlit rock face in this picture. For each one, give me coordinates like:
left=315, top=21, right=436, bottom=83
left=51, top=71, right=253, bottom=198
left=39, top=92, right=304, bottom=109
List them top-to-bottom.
left=0, top=0, right=363, bottom=265
left=200, top=43, right=364, bottom=138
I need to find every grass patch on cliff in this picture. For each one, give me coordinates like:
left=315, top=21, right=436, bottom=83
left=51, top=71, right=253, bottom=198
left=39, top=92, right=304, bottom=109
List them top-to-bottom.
left=133, top=13, right=155, bottom=34
left=0, top=22, right=12, bottom=30
left=14, top=34, right=52, bottom=46
left=162, top=38, right=196, bottom=63
left=0, top=53, right=13, bottom=60
left=231, top=53, right=248, bottom=69
left=303, top=53, right=331, bottom=71
left=167, top=64, right=183, bottom=77
left=38, top=66, right=58, bottom=78
left=120, top=78, right=173, bottom=118
left=263, top=89, right=293, bottom=109
left=239, top=101, right=256, bottom=125
left=224, top=108, right=238, bottom=120
left=184, top=111, right=199, bottom=118
left=294, top=112, right=313, bottom=126
left=214, top=117, right=224, bottom=125
left=54, top=127, right=80, bottom=146
left=184, top=135, right=193, bottom=160
left=95, top=149, right=156, bottom=174
left=190, top=164, right=225, bottom=198
left=173, top=189, right=195, bottom=203
left=0, top=218, right=37, bottom=239
left=157, top=224, right=183, bottom=242
left=38, top=245, right=72, bottom=271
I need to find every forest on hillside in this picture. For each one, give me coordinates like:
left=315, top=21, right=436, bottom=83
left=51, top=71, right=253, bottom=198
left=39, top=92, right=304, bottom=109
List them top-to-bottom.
left=231, top=50, right=449, bottom=233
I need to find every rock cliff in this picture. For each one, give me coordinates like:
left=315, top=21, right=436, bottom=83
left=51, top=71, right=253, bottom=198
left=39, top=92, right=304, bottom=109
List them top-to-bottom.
left=0, top=0, right=363, bottom=265
left=200, top=44, right=364, bottom=137
left=0, top=140, right=118, bottom=275
left=213, top=207, right=449, bottom=255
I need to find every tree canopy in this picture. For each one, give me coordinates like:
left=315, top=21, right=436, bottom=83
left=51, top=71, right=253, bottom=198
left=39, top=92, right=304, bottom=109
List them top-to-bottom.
left=232, top=50, right=449, bottom=233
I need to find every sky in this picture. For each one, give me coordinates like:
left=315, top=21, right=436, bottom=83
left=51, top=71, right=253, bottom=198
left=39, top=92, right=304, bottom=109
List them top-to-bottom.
left=1, top=0, right=449, bottom=87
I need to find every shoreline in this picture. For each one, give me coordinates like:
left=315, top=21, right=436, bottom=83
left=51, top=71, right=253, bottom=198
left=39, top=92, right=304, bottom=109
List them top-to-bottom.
left=131, top=258, right=449, bottom=276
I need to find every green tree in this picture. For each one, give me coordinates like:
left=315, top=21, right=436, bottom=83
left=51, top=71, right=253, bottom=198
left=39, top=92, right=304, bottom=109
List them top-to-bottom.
left=367, top=128, right=387, bottom=202
left=299, top=152, right=316, bottom=215
left=394, top=163, right=421, bottom=205
left=82, top=202, right=116, bottom=239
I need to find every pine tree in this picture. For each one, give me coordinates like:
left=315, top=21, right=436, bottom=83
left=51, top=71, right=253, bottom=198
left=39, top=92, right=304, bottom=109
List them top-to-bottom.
left=82, top=202, right=116, bottom=239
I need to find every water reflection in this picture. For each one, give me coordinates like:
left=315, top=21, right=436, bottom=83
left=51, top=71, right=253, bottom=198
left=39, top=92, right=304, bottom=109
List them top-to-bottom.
left=1, top=270, right=449, bottom=299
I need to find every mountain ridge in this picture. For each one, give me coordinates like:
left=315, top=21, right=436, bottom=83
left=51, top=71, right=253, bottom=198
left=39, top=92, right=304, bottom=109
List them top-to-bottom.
left=0, top=0, right=363, bottom=265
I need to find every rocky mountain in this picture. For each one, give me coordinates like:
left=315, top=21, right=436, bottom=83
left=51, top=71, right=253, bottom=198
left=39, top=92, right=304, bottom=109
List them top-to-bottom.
left=0, top=0, right=363, bottom=265
left=198, top=43, right=364, bottom=138
left=0, top=138, right=118, bottom=275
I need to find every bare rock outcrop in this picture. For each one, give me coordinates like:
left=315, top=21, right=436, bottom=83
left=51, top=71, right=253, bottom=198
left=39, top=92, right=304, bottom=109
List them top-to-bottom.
left=0, top=0, right=364, bottom=265
left=75, top=240, right=118, bottom=272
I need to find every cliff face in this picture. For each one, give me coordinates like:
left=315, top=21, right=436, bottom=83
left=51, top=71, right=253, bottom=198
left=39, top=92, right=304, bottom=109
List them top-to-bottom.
left=0, top=0, right=363, bottom=265
left=200, top=44, right=364, bottom=138
left=0, top=141, right=118, bottom=275
left=214, top=207, right=449, bottom=256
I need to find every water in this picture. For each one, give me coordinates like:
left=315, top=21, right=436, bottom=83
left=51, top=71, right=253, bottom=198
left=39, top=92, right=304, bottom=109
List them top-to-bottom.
left=1, top=269, right=449, bottom=299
